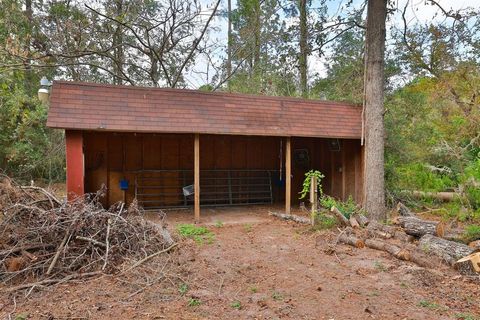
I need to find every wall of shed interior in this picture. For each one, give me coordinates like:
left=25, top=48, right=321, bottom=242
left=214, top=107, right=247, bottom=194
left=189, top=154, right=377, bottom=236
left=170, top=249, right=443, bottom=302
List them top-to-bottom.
left=75, top=131, right=364, bottom=208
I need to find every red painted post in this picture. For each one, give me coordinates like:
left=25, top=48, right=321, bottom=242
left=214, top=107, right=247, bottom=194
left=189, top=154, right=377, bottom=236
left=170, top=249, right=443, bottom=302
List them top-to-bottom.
left=65, top=130, right=84, bottom=200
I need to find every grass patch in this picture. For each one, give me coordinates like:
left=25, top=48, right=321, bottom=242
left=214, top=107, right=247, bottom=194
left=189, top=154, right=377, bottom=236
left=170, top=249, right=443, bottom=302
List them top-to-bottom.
left=214, top=220, right=224, bottom=228
left=244, top=223, right=253, bottom=233
left=177, top=224, right=215, bottom=244
left=463, top=224, right=480, bottom=243
left=374, top=261, right=387, bottom=272
left=178, top=283, right=188, bottom=296
left=250, top=286, right=258, bottom=293
left=271, top=291, right=283, bottom=301
left=188, top=298, right=201, bottom=307
left=230, top=300, right=242, bottom=310
left=417, top=300, right=448, bottom=311
left=455, top=313, right=479, bottom=320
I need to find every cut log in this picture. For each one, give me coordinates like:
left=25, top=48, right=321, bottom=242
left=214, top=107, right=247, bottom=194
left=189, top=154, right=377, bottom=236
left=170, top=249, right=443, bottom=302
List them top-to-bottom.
left=406, top=190, right=464, bottom=202
left=396, top=202, right=415, bottom=217
left=331, top=206, right=349, bottom=227
left=269, top=211, right=310, bottom=224
left=354, top=214, right=369, bottom=227
left=349, top=216, right=360, bottom=228
left=398, top=216, right=445, bottom=237
left=366, top=221, right=410, bottom=242
left=338, top=233, right=365, bottom=248
left=419, top=234, right=473, bottom=266
left=341, top=237, right=436, bottom=269
left=365, top=239, right=410, bottom=260
left=468, top=240, right=480, bottom=251
left=456, top=252, right=480, bottom=273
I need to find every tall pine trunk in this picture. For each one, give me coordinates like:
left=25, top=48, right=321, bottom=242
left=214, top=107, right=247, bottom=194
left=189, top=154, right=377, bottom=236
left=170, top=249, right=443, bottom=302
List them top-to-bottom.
left=24, top=0, right=33, bottom=95
left=113, top=0, right=124, bottom=85
left=226, top=0, right=232, bottom=90
left=253, top=0, right=261, bottom=77
left=298, top=0, right=308, bottom=98
left=364, top=0, right=387, bottom=220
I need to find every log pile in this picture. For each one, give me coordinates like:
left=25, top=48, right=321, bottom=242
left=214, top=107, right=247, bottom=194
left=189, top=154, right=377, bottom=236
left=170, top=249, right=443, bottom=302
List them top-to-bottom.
left=0, top=175, right=176, bottom=288
left=334, top=201, right=477, bottom=274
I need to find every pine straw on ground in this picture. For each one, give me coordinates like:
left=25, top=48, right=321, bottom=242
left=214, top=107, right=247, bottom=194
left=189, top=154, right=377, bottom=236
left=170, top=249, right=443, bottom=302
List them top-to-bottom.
left=0, top=174, right=178, bottom=293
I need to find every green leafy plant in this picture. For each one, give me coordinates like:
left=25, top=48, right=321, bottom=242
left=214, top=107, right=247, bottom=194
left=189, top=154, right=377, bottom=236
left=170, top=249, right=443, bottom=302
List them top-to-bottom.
left=299, top=170, right=324, bottom=200
left=320, top=195, right=357, bottom=219
left=312, top=214, right=337, bottom=230
left=214, top=220, right=224, bottom=228
left=177, top=224, right=215, bottom=244
left=179, top=283, right=189, bottom=296
left=250, top=286, right=258, bottom=293
left=271, top=291, right=283, bottom=301
left=188, top=298, right=201, bottom=307
left=230, top=300, right=242, bottom=310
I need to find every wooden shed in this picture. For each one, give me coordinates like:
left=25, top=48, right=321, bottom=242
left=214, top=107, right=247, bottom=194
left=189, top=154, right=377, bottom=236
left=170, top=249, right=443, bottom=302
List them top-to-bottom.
left=47, top=81, right=364, bottom=222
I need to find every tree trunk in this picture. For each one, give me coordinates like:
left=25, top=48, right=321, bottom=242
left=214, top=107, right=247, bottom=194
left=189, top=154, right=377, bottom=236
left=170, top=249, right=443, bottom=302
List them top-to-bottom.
left=24, top=0, right=33, bottom=95
left=113, top=0, right=124, bottom=85
left=226, top=0, right=232, bottom=90
left=253, top=0, right=261, bottom=76
left=298, top=0, right=308, bottom=98
left=363, top=0, right=387, bottom=221
left=398, top=216, right=445, bottom=237
left=419, top=234, right=473, bottom=266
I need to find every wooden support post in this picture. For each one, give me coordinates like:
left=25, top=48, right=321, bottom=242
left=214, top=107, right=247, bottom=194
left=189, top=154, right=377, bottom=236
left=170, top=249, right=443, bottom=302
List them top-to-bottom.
left=194, top=134, right=200, bottom=223
left=285, top=137, right=291, bottom=214
left=310, top=175, right=317, bottom=225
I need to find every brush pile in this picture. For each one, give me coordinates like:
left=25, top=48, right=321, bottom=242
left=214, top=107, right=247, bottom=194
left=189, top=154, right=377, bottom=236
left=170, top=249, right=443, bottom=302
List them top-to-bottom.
left=0, top=175, right=175, bottom=288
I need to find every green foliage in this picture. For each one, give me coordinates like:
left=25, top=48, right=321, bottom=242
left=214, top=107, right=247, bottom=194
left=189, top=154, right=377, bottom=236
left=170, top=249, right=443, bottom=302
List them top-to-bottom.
left=0, top=84, right=65, bottom=182
left=393, top=163, right=455, bottom=192
left=299, top=170, right=324, bottom=200
left=319, top=195, right=357, bottom=219
left=312, top=214, right=337, bottom=230
left=214, top=220, right=224, bottom=228
left=176, top=224, right=215, bottom=244
left=463, top=225, right=480, bottom=243
left=179, top=283, right=189, bottom=296
left=271, top=291, right=283, bottom=301
left=188, top=298, right=201, bottom=307
left=230, top=300, right=242, bottom=310
left=417, top=300, right=448, bottom=311
left=455, top=313, right=479, bottom=320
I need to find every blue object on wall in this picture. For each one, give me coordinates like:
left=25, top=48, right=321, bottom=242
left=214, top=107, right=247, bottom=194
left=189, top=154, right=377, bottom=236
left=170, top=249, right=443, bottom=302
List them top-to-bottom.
left=119, top=179, right=129, bottom=190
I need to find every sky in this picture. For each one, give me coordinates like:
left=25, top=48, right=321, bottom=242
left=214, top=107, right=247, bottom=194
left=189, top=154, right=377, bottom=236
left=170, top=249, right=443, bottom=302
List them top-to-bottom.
left=186, top=0, right=480, bottom=89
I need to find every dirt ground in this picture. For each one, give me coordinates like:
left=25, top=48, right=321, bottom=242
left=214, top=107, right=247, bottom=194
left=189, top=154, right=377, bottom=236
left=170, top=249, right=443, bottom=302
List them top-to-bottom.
left=1, top=209, right=479, bottom=320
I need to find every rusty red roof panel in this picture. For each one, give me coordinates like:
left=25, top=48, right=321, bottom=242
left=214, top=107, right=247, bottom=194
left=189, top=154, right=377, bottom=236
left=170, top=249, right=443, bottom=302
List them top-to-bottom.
left=47, top=81, right=362, bottom=139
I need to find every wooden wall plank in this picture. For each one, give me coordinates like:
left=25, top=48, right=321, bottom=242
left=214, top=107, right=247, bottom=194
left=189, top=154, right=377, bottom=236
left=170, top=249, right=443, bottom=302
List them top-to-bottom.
left=194, top=134, right=200, bottom=222
left=285, top=137, right=291, bottom=214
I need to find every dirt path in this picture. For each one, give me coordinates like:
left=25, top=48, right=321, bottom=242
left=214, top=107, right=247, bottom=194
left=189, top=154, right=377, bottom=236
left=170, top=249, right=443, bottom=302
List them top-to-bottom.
left=1, top=218, right=479, bottom=319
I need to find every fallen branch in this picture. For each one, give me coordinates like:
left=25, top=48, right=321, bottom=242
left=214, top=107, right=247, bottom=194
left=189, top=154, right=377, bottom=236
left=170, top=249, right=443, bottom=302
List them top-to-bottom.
left=269, top=211, right=311, bottom=224
left=75, top=236, right=106, bottom=248
left=124, top=243, right=178, bottom=273
left=5, top=271, right=102, bottom=292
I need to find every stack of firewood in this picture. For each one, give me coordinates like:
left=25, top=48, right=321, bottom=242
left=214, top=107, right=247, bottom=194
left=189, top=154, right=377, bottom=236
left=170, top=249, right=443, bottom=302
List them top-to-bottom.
left=334, top=202, right=479, bottom=274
